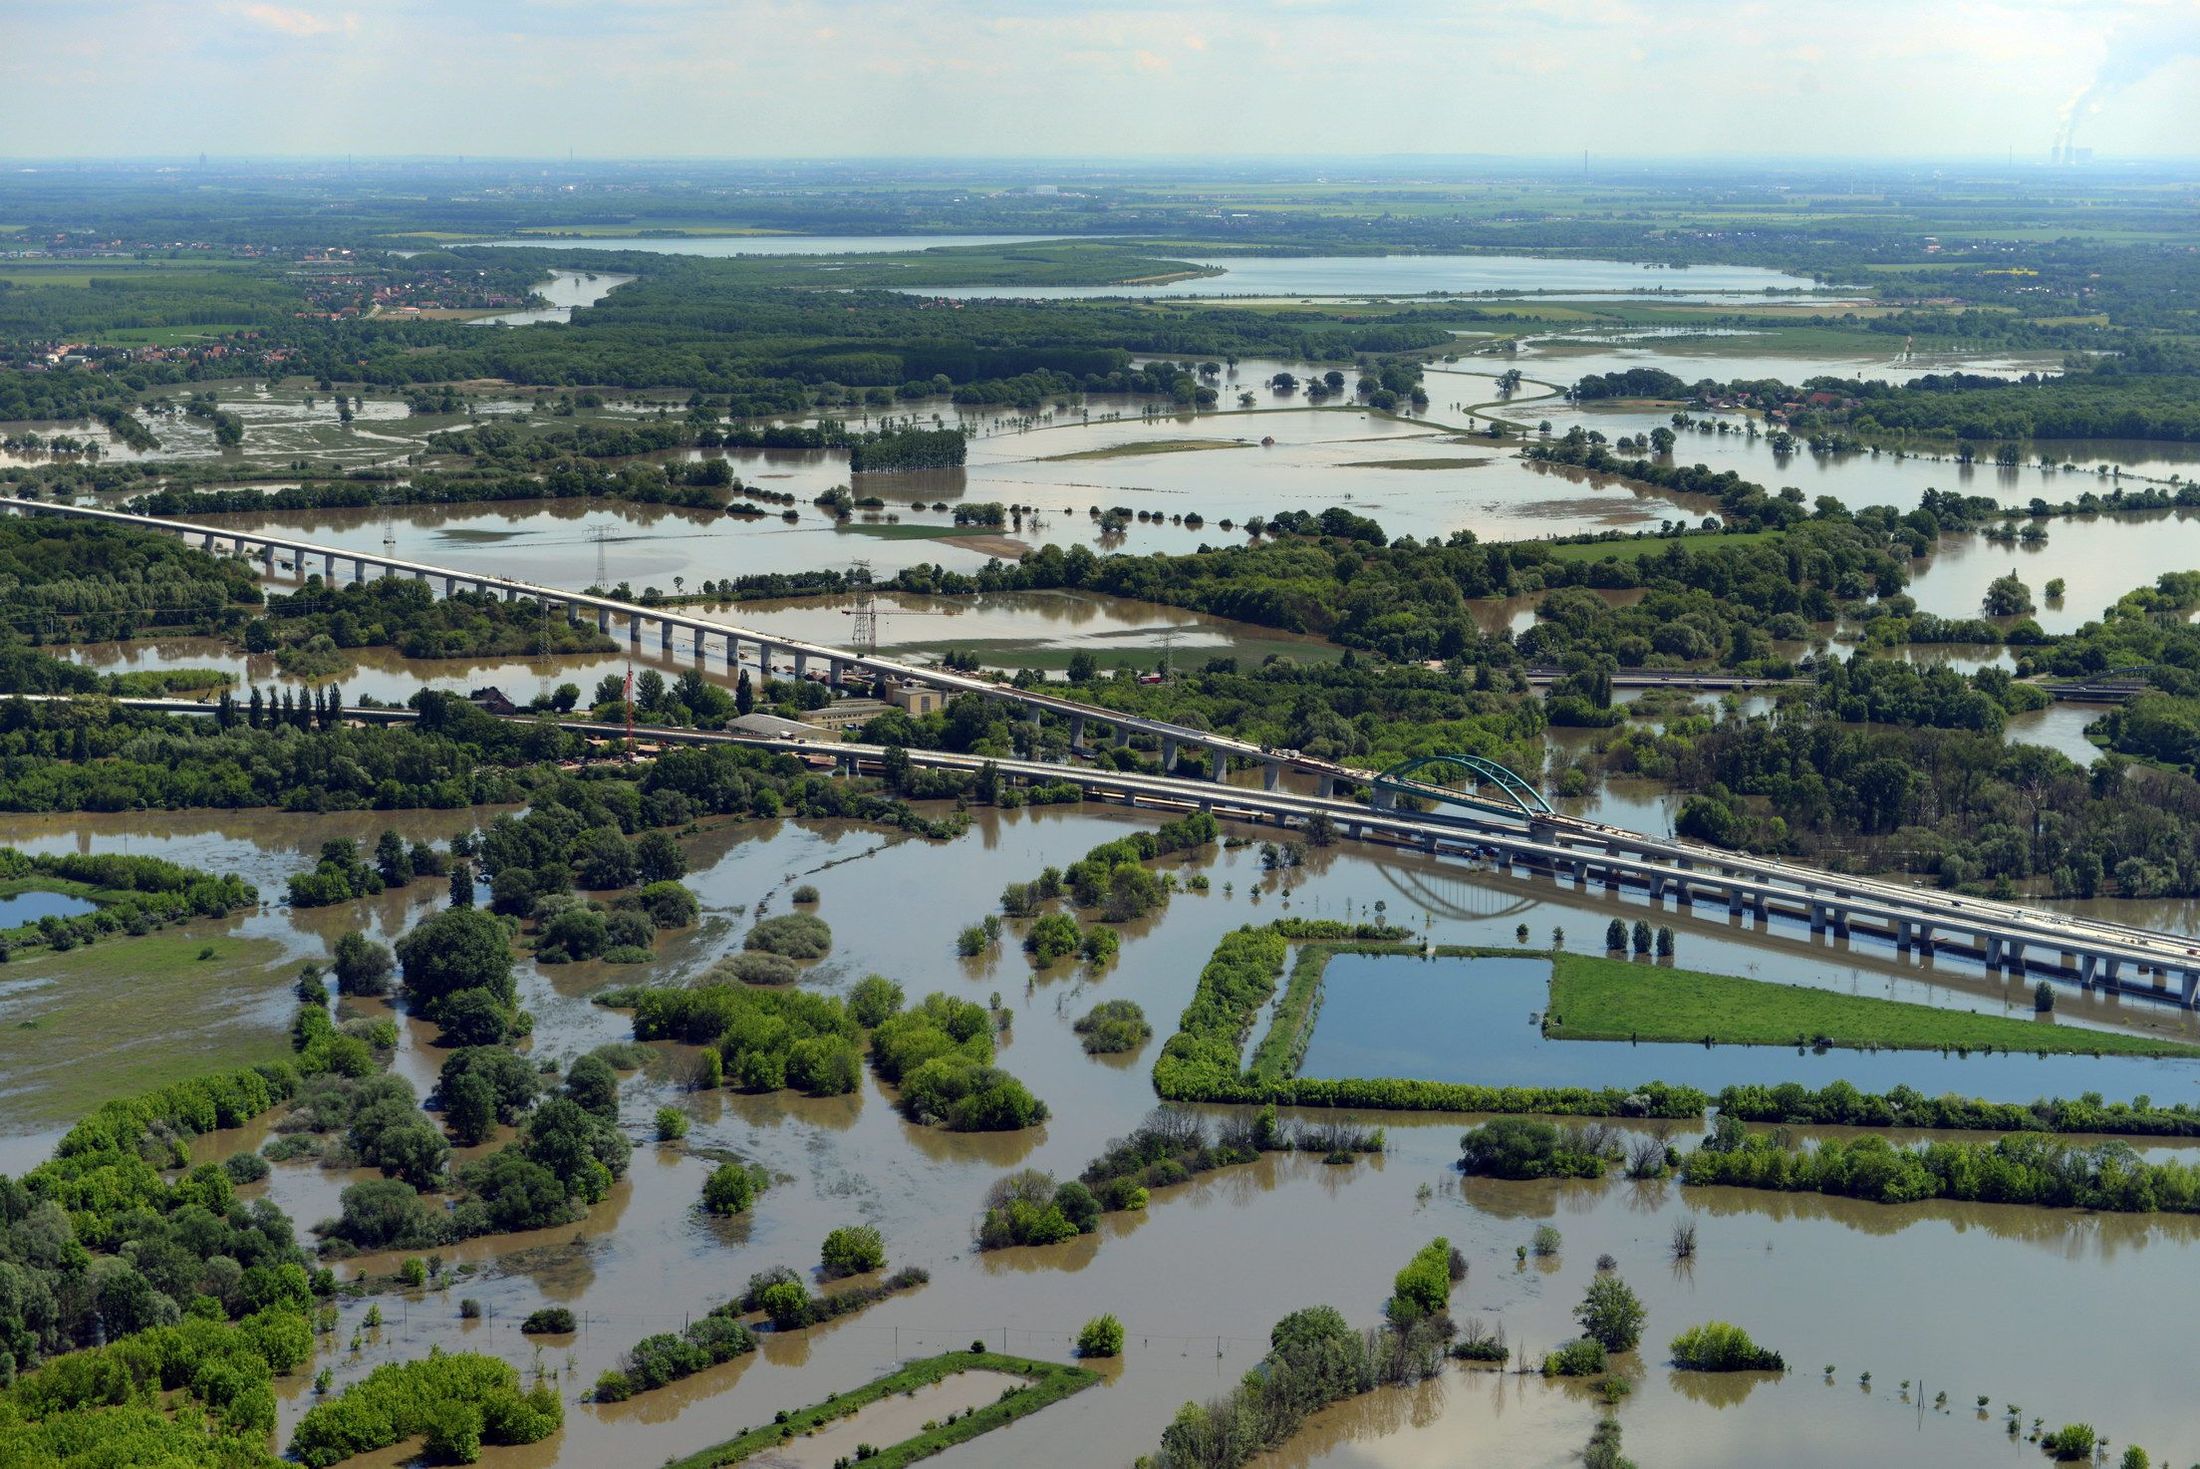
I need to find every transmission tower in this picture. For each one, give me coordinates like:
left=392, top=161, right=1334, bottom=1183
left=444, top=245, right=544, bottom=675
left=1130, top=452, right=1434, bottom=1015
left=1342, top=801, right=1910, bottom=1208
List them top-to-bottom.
left=588, top=525, right=610, bottom=589
left=848, top=560, right=877, bottom=653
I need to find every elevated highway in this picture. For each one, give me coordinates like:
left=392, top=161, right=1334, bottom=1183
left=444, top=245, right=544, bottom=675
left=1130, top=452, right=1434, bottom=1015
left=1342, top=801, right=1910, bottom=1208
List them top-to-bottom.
left=60, top=692, right=2200, bottom=1010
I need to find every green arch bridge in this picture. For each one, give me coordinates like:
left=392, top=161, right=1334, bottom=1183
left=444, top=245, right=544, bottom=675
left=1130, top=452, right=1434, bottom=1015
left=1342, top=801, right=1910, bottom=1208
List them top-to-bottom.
left=1370, top=754, right=1553, bottom=820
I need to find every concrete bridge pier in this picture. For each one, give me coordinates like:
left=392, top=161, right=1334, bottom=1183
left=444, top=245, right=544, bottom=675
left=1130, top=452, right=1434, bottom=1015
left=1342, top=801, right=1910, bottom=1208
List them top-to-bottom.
left=202, top=531, right=217, bottom=551
left=260, top=544, right=275, bottom=575
left=322, top=552, right=338, bottom=579
left=661, top=621, right=676, bottom=654
left=792, top=652, right=809, bottom=682
left=829, top=658, right=847, bottom=688
left=1068, top=713, right=1085, bottom=749
left=1112, top=726, right=1130, bottom=748
left=1160, top=736, right=1178, bottom=772
left=1210, top=750, right=1229, bottom=782
left=1261, top=758, right=1280, bottom=791
left=1315, top=773, right=1335, bottom=799
left=1344, top=821, right=1362, bottom=841
left=2080, top=954, right=2122, bottom=990
left=2183, top=970, right=2200, bottom=1008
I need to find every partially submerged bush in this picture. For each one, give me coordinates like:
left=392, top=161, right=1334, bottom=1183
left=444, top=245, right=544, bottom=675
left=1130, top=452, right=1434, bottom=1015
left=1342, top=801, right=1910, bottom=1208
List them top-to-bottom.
left=743, top=913, right=831, bottom=960
left=710, top=951, right=801, bottom=986
left=1074, top=999, right=1152, bottom=1054
left=1076, top=1313, right=1126, bottom=1358
left=1669, top=1321, right=1785, bottom=1372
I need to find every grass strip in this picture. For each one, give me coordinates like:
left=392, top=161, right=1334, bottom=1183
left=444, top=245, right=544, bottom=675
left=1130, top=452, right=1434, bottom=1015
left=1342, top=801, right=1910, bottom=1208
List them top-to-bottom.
left=1546, top=951, right=2200, bottom=1057
left=661, top=1351, right=1097, bottom=1469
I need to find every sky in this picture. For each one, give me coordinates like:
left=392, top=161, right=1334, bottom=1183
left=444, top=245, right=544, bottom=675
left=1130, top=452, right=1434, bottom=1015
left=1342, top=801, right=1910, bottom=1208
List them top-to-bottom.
left=3, top=0, right=2199, bottom=161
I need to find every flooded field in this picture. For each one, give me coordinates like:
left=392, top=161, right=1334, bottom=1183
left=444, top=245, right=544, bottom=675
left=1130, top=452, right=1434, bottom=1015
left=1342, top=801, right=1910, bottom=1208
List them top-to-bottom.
left=11, top=247, right=2200, bottom=1469
left=8, top=771, right=2200, bottom=1467
left=1298, top=952, right=2195, bottom=1102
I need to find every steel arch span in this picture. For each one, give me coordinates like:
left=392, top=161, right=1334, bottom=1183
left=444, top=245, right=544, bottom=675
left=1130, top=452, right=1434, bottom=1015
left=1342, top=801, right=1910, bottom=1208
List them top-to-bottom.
left=1373, top=754, right=1554, bottom=818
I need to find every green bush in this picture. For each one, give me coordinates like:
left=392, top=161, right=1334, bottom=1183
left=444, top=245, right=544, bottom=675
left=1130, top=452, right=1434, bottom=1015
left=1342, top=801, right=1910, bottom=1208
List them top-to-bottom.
left=1024, top=912, right=1082, bottom=963
left=744, top=913, right=832, bottom=959
left=709, top=951, right=801, bottom=986
left=849, top=974, right=904, bottom=1027
left=624, top=983, right=861, bottom=1097
left=1074, top=999, right=1151, bottom=1054
left=654, top=1106, right=689, bottom=1141
left=1458, top=1117, right=1618, bottom=1180
left=702, top=1162, right=769, bottom=1216
left=975, top=1170, right=1100, bottom=1250
left=820, top=1225, right=886, bottom=1278
left=1390, top=1238, right=1456, bottom=1321
left=1575, top=1274, right=1645, bottom=1353
left=521, top=1307, right=576, bottom=1335
left=1076, top=1314, right=1125, bottom=1358
left=1669, top=1321, right=1785, bottom=1371
left=1542, top=1337, right=1609, bottom=1377
left=289, top=1352, right=561, bottom=1467
left=2041, top=1424, right=2098, bottom=1461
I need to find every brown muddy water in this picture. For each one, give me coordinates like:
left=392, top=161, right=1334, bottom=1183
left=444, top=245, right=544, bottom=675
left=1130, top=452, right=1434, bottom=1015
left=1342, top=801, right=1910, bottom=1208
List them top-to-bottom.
left=6, top=797, right=2200, bottom=1467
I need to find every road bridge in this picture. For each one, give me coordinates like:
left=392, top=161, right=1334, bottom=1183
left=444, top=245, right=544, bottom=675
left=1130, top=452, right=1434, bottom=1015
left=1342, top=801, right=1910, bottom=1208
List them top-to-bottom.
left=3, top=497, right=1351, bottom=795
left=66, top=693, right=2200, bottom=1010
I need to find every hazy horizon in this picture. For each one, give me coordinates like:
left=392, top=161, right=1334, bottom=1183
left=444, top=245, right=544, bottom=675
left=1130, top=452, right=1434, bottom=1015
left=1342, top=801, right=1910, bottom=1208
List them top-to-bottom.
left=3, top=0, right=2197, bottom=162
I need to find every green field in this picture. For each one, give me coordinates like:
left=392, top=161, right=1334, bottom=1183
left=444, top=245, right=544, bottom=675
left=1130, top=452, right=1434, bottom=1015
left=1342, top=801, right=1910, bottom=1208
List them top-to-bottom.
left=1541, top=530, right=1782, bottom=564
left=0, top=931, right=292, bottom=1124
left=1545, top=952, right=2200, bottom=1057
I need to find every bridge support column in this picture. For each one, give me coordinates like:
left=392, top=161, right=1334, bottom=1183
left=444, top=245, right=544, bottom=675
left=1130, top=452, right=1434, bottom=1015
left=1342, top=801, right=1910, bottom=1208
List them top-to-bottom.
left=202, top=532, right=216, bottom=551
left=260, top=544, right=275, bottom=575
left=323, top=552, right=337, bottom=579
left=352, top=559, right=367, bottom=584
left=413, top=568, right=429, bottom=585
left=661, top=621, right=675, bottom=654
left=756, top=643, right=776, bottom=679
left=793, top=652, right=808, bottom=682
left=829, top=659, right=847, bottom=688
left=1068, top=712, right=1085, bottom=750
left=1112, top=726, right=1130, bottom=748
left=1160, top=736, right=1178, bottom=772
left=1210, top=749, right=1228, bottom=782
left=1261, top=759, right=1280, bottom=791
left=1315, top=774, right=1334, bottom=798
left=1344, top=821, right=1361, bottom=841
left=1601, top=860, right=1619, bottom=892
left=1726, top=886, right=1745, bottom=918
left=1808, top=901, right=1827, bottom=935
left=1832, top=906, right=1850, bottom=939
left=1983, top=935, right=2003, bottom=969
left=2000, top=938, right=2026, bottom=973
left=2183, top=970, right=2200, bottom=1008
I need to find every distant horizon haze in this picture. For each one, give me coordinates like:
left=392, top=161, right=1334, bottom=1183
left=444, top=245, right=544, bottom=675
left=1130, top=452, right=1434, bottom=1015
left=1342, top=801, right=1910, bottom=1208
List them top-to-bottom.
left=1, top=0, right=2195, bottom=161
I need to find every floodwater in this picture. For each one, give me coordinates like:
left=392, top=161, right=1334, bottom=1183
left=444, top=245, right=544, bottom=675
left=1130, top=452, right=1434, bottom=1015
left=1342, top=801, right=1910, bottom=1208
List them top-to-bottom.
left=471, top=233, right=1079, bottom=257
left=463, top=237, right=1819, bottom=299
left=921, top=254, right=1819, bottom=301
left=14, top=258, right=2200, bottom=1469
left=471, top=269, right=636, bottom=326
left=1494, top=332, right=2070, bottom=390
left=9, top=795, right=2200, bottom=1468
left=0, top=888, right=96, bottom=927
left=1298, top=952, right=2195, bottom=1104
left=742, top=1369, right=1026, bottom=1468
